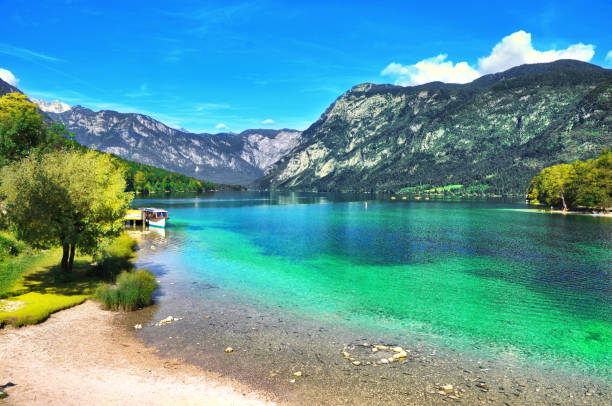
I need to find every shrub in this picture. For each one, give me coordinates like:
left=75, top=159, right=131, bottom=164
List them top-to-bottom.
left=0, top=232, right=26, bottom=262
left=92, top=234, right=137, bottom=279
left=94, top=269, right=157, bottom=311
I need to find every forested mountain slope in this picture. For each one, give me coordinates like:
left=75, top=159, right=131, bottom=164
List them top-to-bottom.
left=260, top=60, right=612, bottom=195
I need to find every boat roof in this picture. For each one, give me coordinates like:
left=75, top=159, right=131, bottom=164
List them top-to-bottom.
left=141, top=207, right=168, bottom=213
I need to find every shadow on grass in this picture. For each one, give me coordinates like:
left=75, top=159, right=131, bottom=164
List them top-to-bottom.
left=12, top=244, right=136, bottom=298
left=11, top=260, right=101, bottom=297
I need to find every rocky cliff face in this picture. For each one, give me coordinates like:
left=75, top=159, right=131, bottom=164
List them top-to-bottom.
left=261, top=60, right=612, bottom=194
left=0, top=78, right=19, bottom=95
left=31, top=98, right=71, bottom=113
left=43, top=106, right=300, bottom=185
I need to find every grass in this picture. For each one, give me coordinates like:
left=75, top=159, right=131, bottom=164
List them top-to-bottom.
left=397, top=184, right=430, bottom=194
left=425, top=184, right=464, bottom=193
left=0, top=232, right=33, bottom=295
left=92, top=233, right=137, bottom=279
left=0, top=234, right=141, bottom=327
left=94, top=269, right=158, bottom=311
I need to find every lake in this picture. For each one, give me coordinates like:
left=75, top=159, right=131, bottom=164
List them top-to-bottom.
left=126, top=192, right=611, bottom=404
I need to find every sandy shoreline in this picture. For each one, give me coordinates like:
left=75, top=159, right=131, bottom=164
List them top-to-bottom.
left=1, top=298, right=610, bottom=405
left=0, top=300, right=277, bottom=406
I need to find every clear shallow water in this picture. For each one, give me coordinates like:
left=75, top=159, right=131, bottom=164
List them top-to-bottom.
left=133, top=192, right=611, bottom=379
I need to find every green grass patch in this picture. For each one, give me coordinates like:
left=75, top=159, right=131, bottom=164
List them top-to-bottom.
left=397, top=184, right=430, bottom=194
left=425, top=184, right=464, bottom=193
left=0, top=231, right=27, bottom=261
left=92, top=233, right=137, bottom=279
left=0, top=234, right=147, bottom=327
left=0, top=247, right=97, bottom=326
left=0, top=253, right=44, bottom=298
left=94, top=269, right=157, bottom=311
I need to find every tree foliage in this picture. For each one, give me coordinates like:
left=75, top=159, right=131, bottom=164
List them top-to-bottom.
left=0, top=93, right=46, bottom=166
left=0, top=150, right=132, bottom=272
left=527, top=150, right=612, bottom=210
left=123, top=161, right=216, bottom=193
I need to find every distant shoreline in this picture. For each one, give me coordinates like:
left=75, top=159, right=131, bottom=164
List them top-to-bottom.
left=526, top=207, right=612, bottom=217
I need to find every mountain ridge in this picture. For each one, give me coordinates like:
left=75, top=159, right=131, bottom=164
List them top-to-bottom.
left=260, top=60, right=612, bottom=194
left=42, top=104, right=301, bottom=185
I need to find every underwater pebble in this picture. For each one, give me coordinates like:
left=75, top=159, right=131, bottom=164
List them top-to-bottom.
left=155, top=316, right=183, bottom=326
left=393, top=350, right=407, bottom=360
left=440, top=384, right=454, bottom=394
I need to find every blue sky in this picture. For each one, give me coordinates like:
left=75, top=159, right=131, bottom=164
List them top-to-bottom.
left=1, top=0, right=611, bottom=133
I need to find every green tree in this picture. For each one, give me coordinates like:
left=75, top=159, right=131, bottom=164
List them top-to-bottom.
left=0, top=92, right=46, bottom=166
left=0, top=149, right=132, bottom=272
left=528, top=150, right=611, bottom=210
left=573, top=150, right=612, bottom=209
left=527, top=163, right=576, bottom=210
left=134, top=171, right=146, bottom=193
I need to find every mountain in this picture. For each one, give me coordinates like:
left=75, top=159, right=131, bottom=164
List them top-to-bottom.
left=260, top=60, right=612, bottom=195
left=0, top=77, right=300, bottom=186
left=0, top=78, right=19, bottom=95
left=32, top=98, right=71, bottom=113
left=43, top=106, right=301, bottom=185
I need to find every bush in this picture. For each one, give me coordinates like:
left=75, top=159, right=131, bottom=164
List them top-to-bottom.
left=0, top=232, right=26, bottom=262
left=92, top=234, right=137, bottom=279
left=94, top=269, right=157, bottom=311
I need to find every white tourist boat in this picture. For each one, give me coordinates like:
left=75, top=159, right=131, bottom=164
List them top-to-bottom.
left=144, top=208, right=169, bottom=228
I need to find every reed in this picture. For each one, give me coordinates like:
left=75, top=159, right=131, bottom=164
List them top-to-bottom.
left=94, top=269, right=157, bottom=311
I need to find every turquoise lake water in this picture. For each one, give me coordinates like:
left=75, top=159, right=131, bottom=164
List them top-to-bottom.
left=133, top=193, right=611, bottom=378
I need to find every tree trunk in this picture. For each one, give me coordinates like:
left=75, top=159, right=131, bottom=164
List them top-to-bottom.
left=560, top=191, right=568, bottom=211
left=61, top=244, right=69, bottom=272
left=68, top=244, right=76, bottom=273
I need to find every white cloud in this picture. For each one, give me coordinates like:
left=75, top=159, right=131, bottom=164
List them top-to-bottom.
left=382, top=30, right=595, bottom=86
left=478, top=31, right=594, bottom=74
left=606, top=50, right=612, bottom=64
left=382, top=55, right=479, bottom=86
left=0, top=68, right=19, bottom=86
left=261, top=118, right=275, bottom=125
left=215, top=123, right=229, bottom=130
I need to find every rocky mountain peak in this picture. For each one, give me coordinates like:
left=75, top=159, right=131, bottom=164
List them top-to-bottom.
left=32, top=98, right=72, bottom=113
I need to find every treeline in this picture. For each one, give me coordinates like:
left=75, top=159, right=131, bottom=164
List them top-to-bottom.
left=0, top=91, right=230, bottom=195
left=527, top=150, right=611, bottom=210
left=122, top=161, right=245, bottom=194
left=123, top=161, right=214, bottom=194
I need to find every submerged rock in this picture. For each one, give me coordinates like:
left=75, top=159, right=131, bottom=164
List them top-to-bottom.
left=155, top=316, right=183, bottom=326
left=392, top=350, right=407, bottom=360
left=440, top=384, right=454, bottom=394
